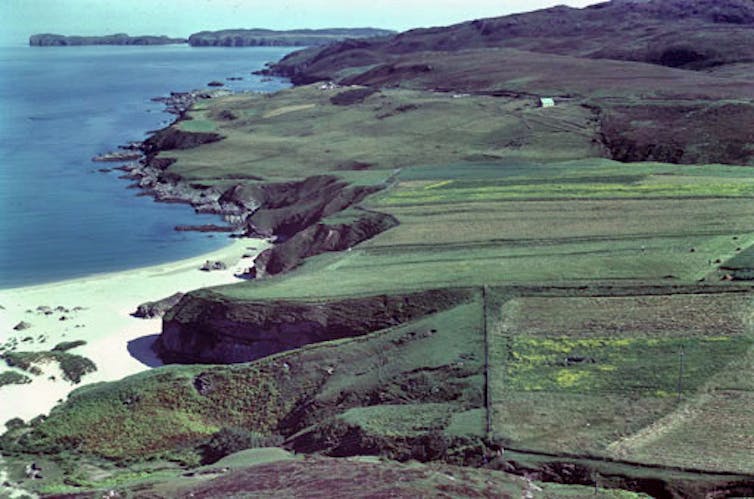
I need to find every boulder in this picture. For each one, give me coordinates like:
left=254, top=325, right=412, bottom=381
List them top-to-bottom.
left=199, top=260, right=227, bottom=272
left=133, top=292, right=185, bottom=319
left=13, top=321, right=31, bottom=331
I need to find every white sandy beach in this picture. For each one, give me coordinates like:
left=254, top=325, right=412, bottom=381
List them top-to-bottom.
left=0, top=238, right=268, bottom=423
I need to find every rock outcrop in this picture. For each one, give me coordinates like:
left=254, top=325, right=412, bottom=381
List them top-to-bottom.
left=141, top=127, right=223, bottom=157
left=252, top=209, right=398, bottom=277
left=133, top=293, right=185, bottom=319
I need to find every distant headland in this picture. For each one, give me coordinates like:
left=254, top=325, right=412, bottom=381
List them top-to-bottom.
left=29, top=28, right=395, bottom=47
left=186, top=28, right=395, bottom=46
left=29, top=33, right=187, bottom=46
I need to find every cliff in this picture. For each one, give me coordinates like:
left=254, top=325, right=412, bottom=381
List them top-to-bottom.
left=187, top=28, right=394, bottom=47
left=29, top=33, right=186, bottom=46
left=251, top=209, right=399, bottom=277
left=156, top=287, right=474, bottom=363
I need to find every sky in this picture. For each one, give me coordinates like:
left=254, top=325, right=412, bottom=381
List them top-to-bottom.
left=2, top=0, right=599, bottom=46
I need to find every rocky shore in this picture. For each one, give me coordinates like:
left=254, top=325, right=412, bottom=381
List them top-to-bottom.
left=117, top=87, right=400, bottom=280
left=114, top=89, right=248, bottom=234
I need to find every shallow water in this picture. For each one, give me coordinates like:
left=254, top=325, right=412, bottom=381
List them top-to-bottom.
left=0, top=45, right=292, bottom=288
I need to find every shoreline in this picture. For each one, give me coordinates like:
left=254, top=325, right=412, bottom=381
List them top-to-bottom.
left=119, top=88, right=258, bottom=232
left=0, top=237, right=268, bottom=422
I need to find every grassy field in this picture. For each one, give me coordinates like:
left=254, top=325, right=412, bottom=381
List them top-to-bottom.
left=5, top=75, right=754, bottom=496
left=161, top=85, right=600, bottom=184
left=155, top=86, right=754, bottom=303
left=155, top=87, right=754, bottom=480
left=212, top=155, right=754, bottom=301
left=5, top=287, right=751, bottom=495
left=488, top=290, right=754, bottom=474
left=0, top=300, right=485, bottom=472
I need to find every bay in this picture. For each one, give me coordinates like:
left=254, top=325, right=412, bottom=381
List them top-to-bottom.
left=0, top=45, right=293, bottom=288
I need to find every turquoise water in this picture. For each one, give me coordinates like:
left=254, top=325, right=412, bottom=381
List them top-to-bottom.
left=0, top=45, right=293, bottom=288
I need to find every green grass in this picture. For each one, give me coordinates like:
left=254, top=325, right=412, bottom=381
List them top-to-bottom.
left=141, top=85, right=754, bottom=305
left=160, top=85, right=599, bottom=183
left=177, top=113, right=218, bottom=133
left=210, top=154, right=754, bottom=302
left=720, top=244, right=754, bottom=279
left=488, top=292, right=754, bottom=473
left=3, top=301, right=485, bottom=462
left=2, top=350, right=97, bottom=383
left=339, top=404, right=458, bottom=437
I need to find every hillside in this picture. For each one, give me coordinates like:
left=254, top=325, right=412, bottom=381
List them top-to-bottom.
left=258, top=0, right=754, bottom=167
left=265, top=0, right=754, bottom=82
left=4, top=1, right=754, bottom=497
left=188, top=28, right=395, bottom=47
left=29, top=33, right=186, bottom=46
left=4, top=81, right=754, bottom=496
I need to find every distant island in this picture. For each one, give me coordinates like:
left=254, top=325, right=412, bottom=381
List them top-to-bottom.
left=29, top=28, right=395, bottom=47
left=187, top=28, right=395, bottom=47
left=29, top=33, right=187, bottom=46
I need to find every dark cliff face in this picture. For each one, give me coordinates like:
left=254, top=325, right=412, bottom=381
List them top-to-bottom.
left=265, top=0, right=754, bottom=81
left=187, top=28, right=395, bottom=47
left=29, top=33, right=187, bottom=46
left=141, top=127, right=223, bottom=157
left=211, top=174, right=395, bottom=274
left=230, top=176, right=382, bottom=237
left=252, top=210, right=398, bottom=277
left=156, top=288, right=475, bottom=364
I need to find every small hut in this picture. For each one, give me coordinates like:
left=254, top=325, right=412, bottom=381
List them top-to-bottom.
left=539, top=97, right=555, bottom=108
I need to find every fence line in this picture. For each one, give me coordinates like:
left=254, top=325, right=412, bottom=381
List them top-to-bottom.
left=482, top=285, right=492, bottom=439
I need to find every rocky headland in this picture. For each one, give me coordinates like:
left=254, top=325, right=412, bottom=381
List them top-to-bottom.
left=29, top=28, right=396, bottom=48
left=187, top=28, right=395, bottom=47
left=29, top=33, right=186, bottom=46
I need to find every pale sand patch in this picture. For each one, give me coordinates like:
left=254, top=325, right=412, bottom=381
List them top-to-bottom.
left=262, top=103, right=316, bottom=118
left=0, top=237, right=268, bottom=423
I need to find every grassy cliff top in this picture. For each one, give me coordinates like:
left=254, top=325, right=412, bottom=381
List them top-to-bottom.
left=158, top=85, right=754, bottom=302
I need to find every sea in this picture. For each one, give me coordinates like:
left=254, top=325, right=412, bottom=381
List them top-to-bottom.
left=0, top=44, right=294, bottom=288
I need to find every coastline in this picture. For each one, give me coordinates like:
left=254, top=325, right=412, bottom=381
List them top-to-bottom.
left=0, top=73, right=286, bottom=421
left=0, top=82, right=273, bottom=424
left=0, top=237, right=268, bottom=422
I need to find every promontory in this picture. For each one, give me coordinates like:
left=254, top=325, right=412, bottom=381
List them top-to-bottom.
left=187, top=28, right=395, bottom=47
left=29, top=33, right=187, bottom=46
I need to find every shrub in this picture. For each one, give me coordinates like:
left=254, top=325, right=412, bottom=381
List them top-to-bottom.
left=330, top=87, right=377, bottom=106
left=52, top=340, right=87, bottom=352
left=2, top=351, right=96, bottom=384
left=57, top=354, right=97, bottom=383
left=0, top=370, right=32, bottom=387
left=5, top=417, right=26, bottom=431
left=202, top=427, right=281, bottom=464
